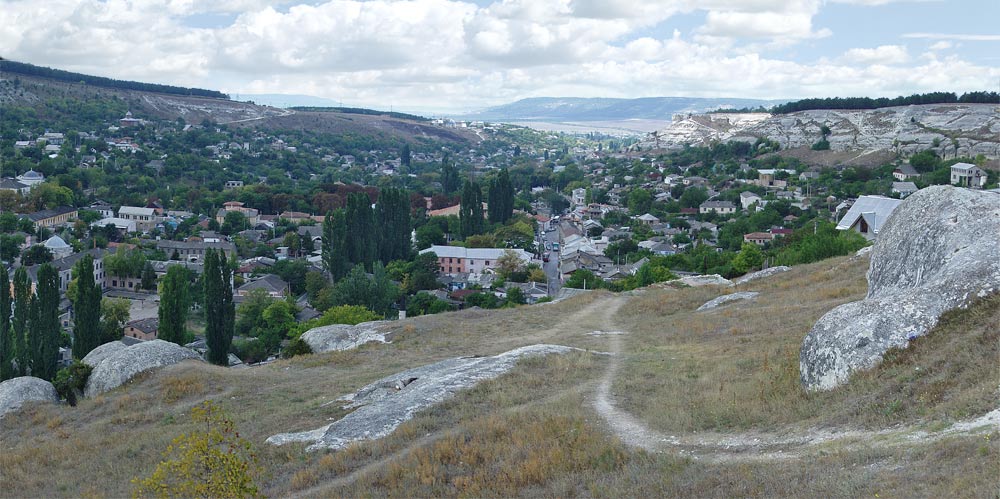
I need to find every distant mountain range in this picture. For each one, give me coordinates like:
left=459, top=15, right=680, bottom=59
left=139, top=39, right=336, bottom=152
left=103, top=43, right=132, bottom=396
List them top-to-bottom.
left=459, top=97, right=786, bottom=122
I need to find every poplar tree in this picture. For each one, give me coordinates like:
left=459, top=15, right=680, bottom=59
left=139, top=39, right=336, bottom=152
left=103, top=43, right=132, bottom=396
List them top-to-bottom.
left=441, top=155, right=460, bottom=194
left=487, top=168, right=514, bottom=224
left=460, top=180, right=484, bottom=239
left=376, top=187, right=411, bottom=265
left=345, top=192, right=376, bottom=270
left=322, top=209, right=350, bottom=281
left=204, top=249, right=234, bottom=366
left=71, top=255, right=102, bottom=359
left=34, top=263, right=60, bottom=381
left=158, top=265, right=190, bottom=345
left=0, top=266, right=12, bottom=381
left=12, top=267, right=29, bottom=376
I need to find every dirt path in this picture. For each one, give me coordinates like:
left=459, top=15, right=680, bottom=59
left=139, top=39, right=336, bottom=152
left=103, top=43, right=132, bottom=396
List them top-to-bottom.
left=588, top=295, right=999, bottom=462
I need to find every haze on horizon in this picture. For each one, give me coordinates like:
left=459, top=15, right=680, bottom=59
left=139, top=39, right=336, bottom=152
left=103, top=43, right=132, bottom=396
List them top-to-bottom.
left=2, top=0, right=998, bottom=114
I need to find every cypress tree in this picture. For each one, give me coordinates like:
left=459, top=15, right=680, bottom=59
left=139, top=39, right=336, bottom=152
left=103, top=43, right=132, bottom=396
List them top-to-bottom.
left=400, top=143, right=411, bottom=167
left=441, top=155, right=459, bottom=194
left=322, top=209, right=350, bottom=281
left=71, top=255, right=102, bottom=359
left=35, top=263, right=60, bottom=381
left=158, top=265, right=190, bottom=345
left=0, top=266, right=10, bottom=381
left=12, top=267, right=29, bottom=376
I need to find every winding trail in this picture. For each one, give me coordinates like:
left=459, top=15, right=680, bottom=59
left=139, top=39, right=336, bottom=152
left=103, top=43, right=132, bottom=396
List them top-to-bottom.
left=588, top=295, right=999, bottom=462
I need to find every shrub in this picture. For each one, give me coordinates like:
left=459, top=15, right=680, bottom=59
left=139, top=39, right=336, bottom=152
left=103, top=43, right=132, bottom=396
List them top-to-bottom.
left=282, top=337, right=313, bottom=359
left=52, top=360, right=92, bottom=406
left=132, top=401, right=262, bottom=498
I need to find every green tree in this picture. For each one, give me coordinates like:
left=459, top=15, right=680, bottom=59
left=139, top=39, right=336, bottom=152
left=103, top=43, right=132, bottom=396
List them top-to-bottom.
left=400, top=143, right=411, bottom=167
left=441, top=157, right=460, bottom=194
left=487, top=169, right=514, bottom=224
left=460, top=180, right=484, bottom=239
left=376, top=187, right=412, bottom=264
left=628, top=188, right=653, bottom=215
left=345, top=192, right=376, bottom=270
left=322, top=209, right=351, bottom=281
left=732, top=243, right=765, bottom=275
left=21, top=245, right=53, bottom=266
left=204, top=249, right=234, bottom=365
left=71, top=255, right=102, bottom=359
left=140, top=261, right=157, bottom=290
left=33, top=264, right=60, bottom=381
left=331, top=264, right=399, bottom=317
left=0, top=266, right=11, bottom=381
left=158, top=266, right=191, bottom=345
left=12, top=267, right=30, bottom=376
left=564, top=269, right=605, bottom=290
left=235, top=288, right=272, bottom=338
left=100, top=298, right=131, bottom=343
left=259, top=300, right=296, bottom=352
left=132, top=401, right=262, bottom=499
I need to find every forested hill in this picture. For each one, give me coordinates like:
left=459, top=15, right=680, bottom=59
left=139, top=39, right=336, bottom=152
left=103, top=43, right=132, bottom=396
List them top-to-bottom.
left=0, top=59, right=228, bottom=99
left=770, top=91, right=999, bottom=114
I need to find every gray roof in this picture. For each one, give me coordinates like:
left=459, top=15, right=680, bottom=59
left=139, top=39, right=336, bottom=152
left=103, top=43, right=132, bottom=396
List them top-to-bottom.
left=836, top=195, right=903, bottom=234
left=700, top=200, right=736, bottom=209
left=24, top=206, right=76, bottom=222
left=157, top=240, right=236, bottom=252
left=237, top=274, right=288, bottom=294
left=127, top=317, right=159, bottom=334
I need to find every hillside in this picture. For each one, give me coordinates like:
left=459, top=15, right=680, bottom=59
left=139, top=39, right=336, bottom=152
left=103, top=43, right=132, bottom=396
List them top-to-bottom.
left=0, top=73, right=476, bottom=145
left=463, top=96, right=782, bottom=122
left=639, top=103, right=1000, bottom=163
left=2, top=255, right=996, bottom=497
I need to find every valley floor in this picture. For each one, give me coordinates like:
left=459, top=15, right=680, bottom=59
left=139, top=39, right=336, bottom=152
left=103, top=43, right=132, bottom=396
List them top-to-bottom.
left=1, top=255, right=997, bottom=498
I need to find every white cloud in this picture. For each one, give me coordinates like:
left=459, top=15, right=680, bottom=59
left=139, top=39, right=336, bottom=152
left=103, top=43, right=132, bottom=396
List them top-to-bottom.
left=0, top=0, right=997, bottom=113
left=902, top=32, right=1000, bottom=41
left=841, top=45, right=910, bottom=65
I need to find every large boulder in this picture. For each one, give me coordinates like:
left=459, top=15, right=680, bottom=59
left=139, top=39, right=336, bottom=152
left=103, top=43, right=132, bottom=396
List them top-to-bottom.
left=801, top=186, right=1000, bottom=390
left=734, top=266, right=790, bottom=285
left=697, top=292, right=759, bottom=311
left=300, top=321, right=391, bottom=354
left=84, top=340, right=202, bottom=397
left=81, top=341, right=128, bottom=368
left=0, top=376, right=59, bottom=418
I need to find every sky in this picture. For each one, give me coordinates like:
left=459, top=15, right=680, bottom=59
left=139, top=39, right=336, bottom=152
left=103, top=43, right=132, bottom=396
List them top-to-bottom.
left=1, top=0, right=999, bottom=114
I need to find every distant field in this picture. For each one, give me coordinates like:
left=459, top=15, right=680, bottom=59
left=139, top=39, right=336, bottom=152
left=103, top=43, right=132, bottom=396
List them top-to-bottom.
left=1, top=255, right=996, bottom=498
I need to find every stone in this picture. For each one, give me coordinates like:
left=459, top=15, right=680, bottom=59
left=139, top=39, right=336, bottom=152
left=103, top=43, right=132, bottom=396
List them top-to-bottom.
left=800, top=186, right=1000, bottom=390
left=734, top=266, right=790, bottom=285
left=664, top=274, right=734, bottom=288
left=697, top=292, right=760, bottom=311
left=300, top=321, right=391, bottom=354
left=84, top=339, right=202, bottom=397
left=81, top=341, right=128, bottom=368
left=267, top=344, right=580, bottom=450
left=0, top=376, right=59, bottom=418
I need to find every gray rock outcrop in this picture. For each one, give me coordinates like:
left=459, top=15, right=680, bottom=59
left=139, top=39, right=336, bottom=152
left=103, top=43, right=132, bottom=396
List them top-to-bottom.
left=801, top=186, right=1000, bottom=390
left=734, top=266, right=790, bottom=285
left=664, top=274, right=734, bottom=288
left=697, top=292, right=760, bottom=311
left=300, top=321, right=391, bottom=354
left=84, top=340, right=202, bottom=397
left=81, top=341, right=128, bottom=368
left=267, top=344, right=579, bottom=450
left=0, top=376, right=59, bottom=418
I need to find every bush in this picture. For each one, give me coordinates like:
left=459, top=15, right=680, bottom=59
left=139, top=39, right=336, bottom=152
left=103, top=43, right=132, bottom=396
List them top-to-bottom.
left=282, top=337, right=313, bottom=359
left=232, top=338, right=268, bottom=364
left=52, top=360, right=92, bottom=406
left=132, top=401, right=263, bottom=498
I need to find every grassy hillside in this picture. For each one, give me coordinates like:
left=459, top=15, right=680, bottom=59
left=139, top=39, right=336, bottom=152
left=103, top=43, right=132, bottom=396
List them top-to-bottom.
left=1, top=256, right=996, bottom=497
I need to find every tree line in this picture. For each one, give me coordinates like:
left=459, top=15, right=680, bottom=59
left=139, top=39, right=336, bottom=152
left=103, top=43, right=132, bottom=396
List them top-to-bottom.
left=0, top=60, right=229, bottom=99
left=771, top=91, right=999, bottom=114
left=0, top=265, right=61, bottom=382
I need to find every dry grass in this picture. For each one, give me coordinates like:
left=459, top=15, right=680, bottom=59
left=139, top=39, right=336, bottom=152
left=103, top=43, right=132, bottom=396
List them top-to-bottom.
left=613, top=256, right=999, bottom=435
left=1, top=257, right=995, bottom=498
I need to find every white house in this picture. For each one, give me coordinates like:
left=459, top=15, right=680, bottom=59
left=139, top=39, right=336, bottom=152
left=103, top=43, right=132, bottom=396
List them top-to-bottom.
left=950, top=163, right=987, bottom=189
left=16, top=169, right=45, bottom=188
left=891, top=182, right=918, bottom=198
left=739, top=191, right=762, bottom=211
left=836, top=195, right=903, bottom=240
left=117, top=206, right=158, bottom=231
left=43, top=235, right=73, bottom=259
left=420, top=245, right=533, bottom=274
